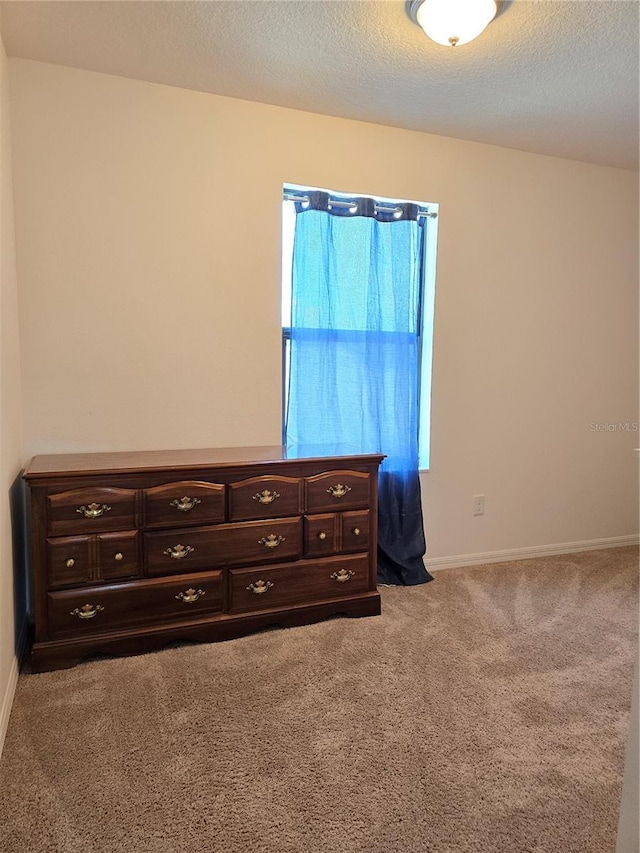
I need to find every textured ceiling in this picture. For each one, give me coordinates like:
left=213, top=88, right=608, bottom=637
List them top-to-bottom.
left=1, top=0, right=638, bottom=170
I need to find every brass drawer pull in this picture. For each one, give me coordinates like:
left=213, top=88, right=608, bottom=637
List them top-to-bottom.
left=326, top=484, right=351, bottom=499
left=253, top=489, right=280, bottom=505
left=170, top=496, right=201, bottom=512
left=76, top=502, right=112, bottom=519
left=353, top=528, right=361, bottom=536
left=318, top=532, right=327, bottom=540
left=259, top=534, right=285, bottom=549
left=163, top=544, right=195, bottom=560
left=114, top=552, right=124, bottom=561
left=66, top=558, right=75, bottom=568
left=331, top=569, right=355, bottom=583
left=247, top=579, right=274, bottom=595
left=175, top=587, right=205, bottom=604
left=70, top=603, right=104, bottom=620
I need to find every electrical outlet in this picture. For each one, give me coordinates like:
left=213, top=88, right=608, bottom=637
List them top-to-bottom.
left=473, top=494, right=485, bottom=516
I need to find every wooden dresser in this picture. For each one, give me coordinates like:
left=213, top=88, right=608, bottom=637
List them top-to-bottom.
left=23, top=446, right=384, bottom=672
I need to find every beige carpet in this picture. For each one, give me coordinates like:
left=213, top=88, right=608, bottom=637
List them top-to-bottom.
left=1, top=547, right=637, bottom=853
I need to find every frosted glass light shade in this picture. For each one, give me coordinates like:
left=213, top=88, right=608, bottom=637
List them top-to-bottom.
left=415, top=0, right=498, bottom=46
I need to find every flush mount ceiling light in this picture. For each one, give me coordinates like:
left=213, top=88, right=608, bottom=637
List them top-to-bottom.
left=407, top=0, right=502, bottom=47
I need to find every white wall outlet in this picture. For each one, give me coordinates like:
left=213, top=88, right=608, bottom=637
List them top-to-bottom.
left=473, top=494, right=485, bottom=516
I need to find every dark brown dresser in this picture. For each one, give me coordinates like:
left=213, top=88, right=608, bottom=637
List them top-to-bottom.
left=23, top=446, right=384, bottom=672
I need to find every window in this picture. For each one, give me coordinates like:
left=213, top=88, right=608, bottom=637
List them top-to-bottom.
left=281, top=184, right=438, bottom=470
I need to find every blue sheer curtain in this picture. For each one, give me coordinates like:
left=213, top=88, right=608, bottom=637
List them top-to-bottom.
left=284, top=191, right=433, bottom=586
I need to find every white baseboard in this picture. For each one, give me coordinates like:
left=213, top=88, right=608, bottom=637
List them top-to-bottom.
left=426, top=534, right=640, bottom=572
left=0, top=621, right=28, bottom=759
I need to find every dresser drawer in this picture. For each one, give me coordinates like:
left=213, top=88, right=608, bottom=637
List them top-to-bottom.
left=305, top=471, right=370, bottom=513
left=229, top=475, right=302, bottom=521
left=144, top=481, right=225, bottom=528
left=47, top=487, right=137, bottom=536
left=341, top=511, right=370, bottom=552
left=304, top=513, right=338, bottom=557
left=144, top=517, right=303, bottom=576
left=47, top=531, right=140, bottom=588
left=97, top=531, right=140, bottom=581
left=47, top=536, right=92, bottom=587
left=228, top=554, right=370, bottom=614
left=47, top=571, right=223, bottom=639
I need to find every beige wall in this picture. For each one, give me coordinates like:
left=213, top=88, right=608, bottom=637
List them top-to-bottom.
left=0, top=38, right=23, bottom=753
left=9, top=59, right=639, bottom=563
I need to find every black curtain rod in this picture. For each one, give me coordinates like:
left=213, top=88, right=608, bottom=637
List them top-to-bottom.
left=283, top=192, right=437, bottom=219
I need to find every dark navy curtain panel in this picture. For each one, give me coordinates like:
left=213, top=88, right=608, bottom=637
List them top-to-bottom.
left=284, top=191, right=433, bottom=586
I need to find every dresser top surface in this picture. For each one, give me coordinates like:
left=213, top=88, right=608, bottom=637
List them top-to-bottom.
left=23, top=445, right=385, bottom=480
